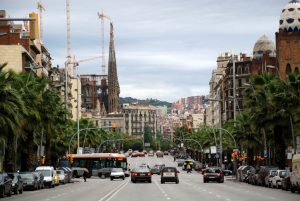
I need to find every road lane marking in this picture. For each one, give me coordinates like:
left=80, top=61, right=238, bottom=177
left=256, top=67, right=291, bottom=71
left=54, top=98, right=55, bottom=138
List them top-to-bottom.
left=98, top=180, right=129, bottom=201
left=106, top=180, right=129, bottom=201
left=154, top=180, right=171, bottom=200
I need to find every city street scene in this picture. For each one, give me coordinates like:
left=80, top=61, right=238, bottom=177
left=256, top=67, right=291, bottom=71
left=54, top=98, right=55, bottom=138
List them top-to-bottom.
left=0, top=0, right=300, bottom=201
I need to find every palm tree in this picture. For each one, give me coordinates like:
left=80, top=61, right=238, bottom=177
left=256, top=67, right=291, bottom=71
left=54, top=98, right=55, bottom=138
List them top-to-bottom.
left=0, top=63, right=26, bottom=172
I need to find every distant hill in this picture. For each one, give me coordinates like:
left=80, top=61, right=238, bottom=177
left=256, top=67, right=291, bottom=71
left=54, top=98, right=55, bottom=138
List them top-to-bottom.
left=120, top=97, right=172, bottom=108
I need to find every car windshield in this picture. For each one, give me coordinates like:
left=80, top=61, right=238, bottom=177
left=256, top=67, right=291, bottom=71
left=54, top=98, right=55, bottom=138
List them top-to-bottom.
left=136, top=168, right=149, bottom=172
left=163, top=168, right=176, bottom=172
left=36, top=170, right=51, bottom=177
left=279, top=171, right=288, bottom=177
left=20, top=173, right=33, bottom=179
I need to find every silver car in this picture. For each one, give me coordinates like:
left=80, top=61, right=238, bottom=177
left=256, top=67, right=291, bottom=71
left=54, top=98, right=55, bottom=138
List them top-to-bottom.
left=110, top=168, right=125, bottom=180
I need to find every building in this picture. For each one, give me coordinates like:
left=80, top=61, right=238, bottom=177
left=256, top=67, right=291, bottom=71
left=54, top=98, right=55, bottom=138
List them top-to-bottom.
left=276, top=0, right=300, bottom=80
left=0, top=11, right=51, bottom=78
left=122, top=104, right=158, bottom=138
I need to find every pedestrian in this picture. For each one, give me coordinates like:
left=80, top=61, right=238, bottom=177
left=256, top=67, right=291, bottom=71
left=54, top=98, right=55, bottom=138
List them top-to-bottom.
left=187, top=164, right=191, bottom=173
left=83, top=169, right=88, bottom=182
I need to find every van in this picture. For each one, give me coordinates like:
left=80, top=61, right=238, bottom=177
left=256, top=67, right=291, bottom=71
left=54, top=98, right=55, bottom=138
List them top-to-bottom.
left=291, top=154, right=300, bottom=193
left=35, top=166, right=55, bottom=188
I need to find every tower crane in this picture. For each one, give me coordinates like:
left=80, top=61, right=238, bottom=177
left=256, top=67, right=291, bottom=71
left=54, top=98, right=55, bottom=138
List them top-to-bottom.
left=37, top=1, right=45, bottom=43
left=97, top=10, right=111, bottom=75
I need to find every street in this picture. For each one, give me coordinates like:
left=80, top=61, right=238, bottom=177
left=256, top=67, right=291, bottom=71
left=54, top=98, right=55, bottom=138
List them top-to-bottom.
left=3, top=155, right=300, bottom=201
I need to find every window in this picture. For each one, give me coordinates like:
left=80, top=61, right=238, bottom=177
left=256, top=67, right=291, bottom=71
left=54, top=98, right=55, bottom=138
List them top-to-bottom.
left=287, top=18, right=294, bottom=24
left=295, top=67, right=299, bottom=73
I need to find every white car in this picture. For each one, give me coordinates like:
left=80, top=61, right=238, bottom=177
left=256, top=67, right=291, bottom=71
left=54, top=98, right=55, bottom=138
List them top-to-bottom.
left=110, top=168, right=125, bottom=180
left=55, top=170, right=67, bottom=184
left=270, top=170, right=288, bottom=189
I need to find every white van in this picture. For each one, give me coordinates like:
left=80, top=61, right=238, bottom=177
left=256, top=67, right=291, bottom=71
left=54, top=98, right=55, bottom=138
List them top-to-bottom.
left=291, top=154, right=300, bottom=193
left=35, top=166, right=55, bottom=188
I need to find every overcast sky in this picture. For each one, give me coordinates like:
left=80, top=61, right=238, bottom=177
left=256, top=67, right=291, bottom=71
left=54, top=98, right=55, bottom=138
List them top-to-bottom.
left=2, top=0, right=289, bottom=102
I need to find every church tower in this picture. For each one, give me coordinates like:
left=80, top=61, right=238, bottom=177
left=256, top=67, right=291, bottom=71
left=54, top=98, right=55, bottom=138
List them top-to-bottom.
left=276, top=0, right=300, bottom=80
left=107, top=23, right=120, bottom=113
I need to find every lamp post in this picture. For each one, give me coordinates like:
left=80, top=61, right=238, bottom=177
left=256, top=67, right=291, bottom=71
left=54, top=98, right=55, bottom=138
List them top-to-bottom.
left=207, top=98, right=223, bottom=167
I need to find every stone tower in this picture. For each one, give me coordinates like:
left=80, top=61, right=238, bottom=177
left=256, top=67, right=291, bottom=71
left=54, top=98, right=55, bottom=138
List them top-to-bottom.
left=276, top=0, right=300, bottom=80
left=108, top=23, right=120, bottom=113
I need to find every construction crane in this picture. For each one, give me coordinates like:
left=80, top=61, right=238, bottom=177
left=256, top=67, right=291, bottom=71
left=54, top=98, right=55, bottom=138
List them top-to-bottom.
left=37, top=1, right=45, bottom=43
left=97, top=10, right=111, bottom=75
left=73, top=55, right=103, bottom=72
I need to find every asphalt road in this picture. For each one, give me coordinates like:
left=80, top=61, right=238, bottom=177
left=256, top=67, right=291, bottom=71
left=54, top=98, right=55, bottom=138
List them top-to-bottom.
left=3, top=155, right=300, bottom=201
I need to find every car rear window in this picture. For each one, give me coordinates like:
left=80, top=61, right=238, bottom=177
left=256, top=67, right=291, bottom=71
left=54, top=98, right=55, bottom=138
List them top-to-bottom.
left=163, top=168, right=176, bottom=172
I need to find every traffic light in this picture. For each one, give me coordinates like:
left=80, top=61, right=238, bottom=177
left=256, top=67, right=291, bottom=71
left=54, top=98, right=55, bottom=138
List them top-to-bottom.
left=112, top=123, right=116, bottom=132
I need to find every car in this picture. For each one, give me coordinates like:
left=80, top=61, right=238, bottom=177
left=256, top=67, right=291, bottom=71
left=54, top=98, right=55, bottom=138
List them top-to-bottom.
left=148, top=150, right=154, bottom=157
left=156, top=151, right=163, bottom=158
left=163, top=151, right=169, bottom=155
left=131, top=152, right=139, bottom=157
left=138, top=152, right=145, bottom=157
left=291, top=154, right=300, bottom=193
left=177, top=159, right=185, bottom=167
left=140, top=163, right=150, bottom=169
left=237, top=165, right=254, bottom=182
left=35, top=166, right=55, bottom=188
left=150, top=166, right=161, bottom=175
left=256, top=166, right=278, bottom=186
left=58, top=167, right=72, bottom=183
left=131, top=167, right=152, bottom=183
left=161, top=167, right=179, bottom=184
left=203, top=167, right=224, bottom=183
left=98, top=168, right=112, bottom=178
left=110, top=168, right=125, bottom=180
left=223, top=169, right=233, bottom=176
left=265, top=169, right=277, bottom=187
left=55, top=170, right=67, bottom=184
left=270, top=170, right=288, bottom=189
left=33, top=171, right=44, bottom=189
left=54, top=171, right=60, bottom=186
left=281, top=171, right=291, bottom=191
left=0, top=172, right=12, bottom=197
left=8, top=172, right=23, bottom=194
left=19, top=172, right=39, bottom=190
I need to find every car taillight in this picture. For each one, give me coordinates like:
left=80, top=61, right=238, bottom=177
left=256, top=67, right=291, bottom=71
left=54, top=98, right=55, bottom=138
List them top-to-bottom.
left=147, top=173, right=151, bottom=176
left=204, top=173, right=208, bottom=176
left=216, top=173, right=221, bottom=177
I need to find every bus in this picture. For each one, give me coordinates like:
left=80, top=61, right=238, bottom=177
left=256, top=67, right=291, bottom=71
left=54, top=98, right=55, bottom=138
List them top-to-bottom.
left=66, top=153, right=128, bottom=177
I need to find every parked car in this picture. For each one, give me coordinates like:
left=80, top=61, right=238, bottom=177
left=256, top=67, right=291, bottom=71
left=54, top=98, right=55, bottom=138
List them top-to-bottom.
left=148, top=150, right=154, bottom=157
left=156, top=151, right=163, bottom=158
left=163, top=151, right=169, bottom=155
left=291, top=154, right=300, bottom=193
left=237, top=165, right=254, bottom=182
left=35, top=166, right=55, bottom=188
left=256, top=166, right=277, bottom=186
left=58, top=167, right=72, bottom=183
left=131, top=167, right=152, bottom=183
left=161, top=167, right=179, bottom=184
left=203, top=167, right=224, bottom=183
left=110, top=168, right=125, bottom=180
left=223, top=169, right=233, bottom=176
left=264, top=169, right=277, bottom=187
left=55, top=170, right=67, bottom=184
left=270, top=170, right=288, bottom=189
left=33, top=171, right=44, bottom=189
left=54, top=171, right=60, bottom=186
left=281, top=171, right=291, bottom=191
left=0, top=172, right=12, bottom=197
left=8, top=172, right=23, bottom=194
left=19, top=172, right=39, bottom=190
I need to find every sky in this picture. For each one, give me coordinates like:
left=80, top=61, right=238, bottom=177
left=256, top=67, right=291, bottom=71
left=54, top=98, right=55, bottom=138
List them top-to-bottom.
left=1, top=0, right=290, bottom=102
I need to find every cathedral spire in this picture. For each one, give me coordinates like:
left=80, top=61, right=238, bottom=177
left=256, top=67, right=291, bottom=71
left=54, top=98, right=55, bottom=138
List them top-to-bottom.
left=108, top=23, right=120, bottom=113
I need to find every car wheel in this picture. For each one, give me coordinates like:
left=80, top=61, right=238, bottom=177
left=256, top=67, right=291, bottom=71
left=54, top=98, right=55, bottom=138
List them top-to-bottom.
left=110, top=177, right=113, bottom=181
left=122, top=177, right=125, bottom=180
left=149, top=179, right=152, bottom=183
left=176, top=180, right=179, bottom=184
left=276, top=182, right=280, bottom=189
left=291, top=185, right=295, bottom=193
left=19, top=187, right=23, bottom=194
left=14, top=188, right=18, bottom=195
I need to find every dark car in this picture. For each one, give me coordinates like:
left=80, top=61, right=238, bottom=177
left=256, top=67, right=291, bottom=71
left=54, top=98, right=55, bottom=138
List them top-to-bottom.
left=156, top=151, right=164, bottom=158
left=150, top=166, right=161, bottom=175
left=131, top=167, right=152, bottom=183
left=161, top=167, right=179, bottom=184
left=203, top=167, right=224, bottom=183
left=98, top=168, right=112, bottom=178
left=33, top=171, right=44, bottom=189
left=281, top=171, right=291, bottom=191
left=0, top=172, right=12, bottom=197
left=20, top=172, right=39, bottom=190
left=8, top=173, right=23, bottom=194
